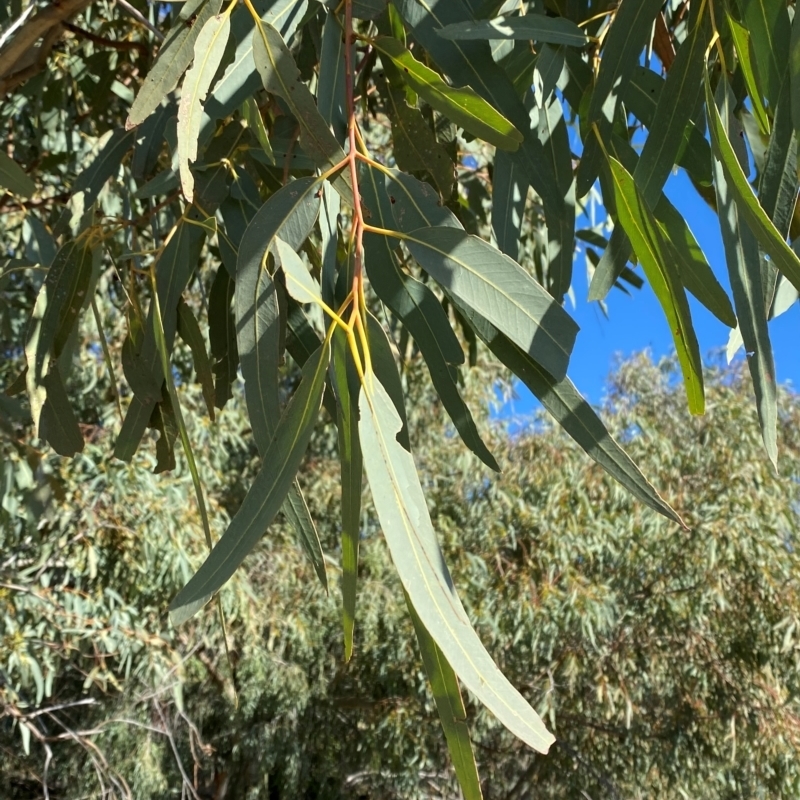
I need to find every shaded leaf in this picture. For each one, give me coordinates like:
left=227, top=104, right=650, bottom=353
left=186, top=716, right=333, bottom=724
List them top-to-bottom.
left=127, top=0, right=224, bottom=128
left=740, top=0, right=791, bottom=110
left=318, top=9, right=349, bottom=143
left=729, top=13, right=771, bottom=135
left=437, top=14, right=588, bottom=48
left=373, top=36, right=524, bottom=151
left=0, top=151, right=34, bottom=197
left=492, top=151, right=529, bottom=262
left=400, top=225, right=578, bottom=381
left=177, top=298, right=216, bottom=420
left=456, top=301, right=685, bottom=526
left=170, top=339, right=331, bottom=625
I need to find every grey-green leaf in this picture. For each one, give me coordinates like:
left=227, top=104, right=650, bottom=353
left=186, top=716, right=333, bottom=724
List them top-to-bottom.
left=127, top=0, right=223, bottom=128
left=177, top=10, right=232, bottom=200
left=437, top=14, right=588, bottom=48
left=0, top=151, right=34, bottom=197
left=402, top=226, right=578, bottom=381
left=456, top=301, right=686, bottom=527
left=169, top=339, right=331, bottom=625
left=358, top=371, right=554, bottom=753
left=406, top=594, right=483, bottom=800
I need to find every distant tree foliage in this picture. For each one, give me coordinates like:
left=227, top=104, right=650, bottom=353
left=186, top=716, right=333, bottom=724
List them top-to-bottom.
left=2, top=0, right=800, bottom=795
left=2, top=353, right=800, bottom=798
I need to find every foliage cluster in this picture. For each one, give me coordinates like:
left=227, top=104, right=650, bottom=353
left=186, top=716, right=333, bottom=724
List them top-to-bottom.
left=3, top=0, right=800, bottom=793
left=3, top=350, right=800, bottom=799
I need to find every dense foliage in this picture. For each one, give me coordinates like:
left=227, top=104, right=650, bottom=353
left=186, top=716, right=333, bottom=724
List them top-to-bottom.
left=3, top=0, right=800, bottom=794
left=3, top=353, right=800, bottom=799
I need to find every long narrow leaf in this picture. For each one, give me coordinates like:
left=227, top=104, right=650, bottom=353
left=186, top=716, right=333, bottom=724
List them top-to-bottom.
left=437, top=14, right=587, bottom=48
left=170, top=339, right=331, bottom=625
left=358, top=369, right=554, bottom=753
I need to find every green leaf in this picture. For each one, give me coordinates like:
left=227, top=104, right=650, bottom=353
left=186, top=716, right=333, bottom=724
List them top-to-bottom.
left=127, top=0, right=223, bottom=128
left=353, top=0, right=387, bottom=18
left=392, top=0, right=574, bottom=320
left=576, top=0, right=664, bottom=196
left=740, top=0, right=791, bottom=110
left=634, top=8, right=709, bottom=206
left=318, top=9, right=349, bottom=143
left=791, top=9, right=800, bottom=140
left=177, top=10, right=232, bottom=201
left=437, top=13, right=588, bottom=48
left=729, top=13, right=771, bottom=136
left=252, top=20, right=353, bottom=204
left=372, top=36, right=524, bottom=151
left=624, top=67, right=713, bottom=187
left=705, top=68, right=800, bottom=295
left=712, top=76, right=777, bottom=467
left=382, top=80, right=456, bottom=199
left=241, top=97, right=275, bottom=164
left=591, top=135, right=736, bottom=329
left=0, top=151, right=34, bottom=197
left=492, top=151, right=529, bottom=262
left=604, top=152, right=704, bottom=414
left=360, top=166, right=498, bottom=470
left=235, top=177, right=321, bottom=454
left=234, top=178, right=327, bottom=589
left=115, top=220, right=206, bottom=461
left=400, top=225, right=578, bottom=381
left=275, top=238, right=322, bottom=306
left=25, top=240, right=94, bottom=437
left=208, top=265, right=239, bottom=409
left=177, top=298, right=216, bottom=420
left=456, top=301, right=685, bottom=526
left=366, top=314, right=411, bottom=451
left=332, top=329, right=362, bottom=661
left=170, top=338, right=331, bottom=625
left=358, top=369, right=554, bottom=754
left=38, top=370, right=84, bottom=457
left=406, top=594, right=483, bottom=800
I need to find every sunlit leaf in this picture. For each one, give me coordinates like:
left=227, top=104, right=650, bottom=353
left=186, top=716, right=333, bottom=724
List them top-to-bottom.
left=437, top=14, right=588, bottom=48
left=358, top=369, right=554, bottom=754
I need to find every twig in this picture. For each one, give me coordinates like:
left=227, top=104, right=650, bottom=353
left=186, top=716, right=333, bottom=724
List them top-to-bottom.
left=115, top=0, right=164, bottom=41
left=63, top=21, right=148, bottom=56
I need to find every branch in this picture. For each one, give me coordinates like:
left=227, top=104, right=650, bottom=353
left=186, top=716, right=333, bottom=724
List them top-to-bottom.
left=0, top=0, right=93, bottom=97
left=62, top=21, right=148, bottom=56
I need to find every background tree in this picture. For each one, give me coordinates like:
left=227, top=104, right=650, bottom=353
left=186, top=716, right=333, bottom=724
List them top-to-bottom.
left=1, top=0, right=799, bottom=795
left=3, top=351, right=800, bottom=799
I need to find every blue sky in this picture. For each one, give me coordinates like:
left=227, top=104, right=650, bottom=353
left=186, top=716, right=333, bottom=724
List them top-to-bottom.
left=505, top=166, right=800, bottom=418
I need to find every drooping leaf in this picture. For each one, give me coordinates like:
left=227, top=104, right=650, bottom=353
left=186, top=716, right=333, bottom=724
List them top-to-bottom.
left=127, top=0, right=224, bottom=128
left=392, top=0, right=573, bottom=323
left=576, top=0, right=664, bottom=197
left=740, top=0, right=791, bottom=110
left=318, top=9, right=349, bottom=143
left=791, top=9, right=800, bottom=139
left=177, top=10, right=232, bottom=201
left=437, top=13, right=588, bottom=48
left=729, top=13, right=771, bottom=136
left=251, top=20, right=353, bottom=204
left=372, top=36, right=523, bottom=151
left=624, top=67, right=713, bottom=187
left=705, top=68, right=800, bottom=294
left=713, top=76, right=778, bottom=467
left=382, top=80, right=456, bottom=199
left=241, top=97, right=275, bottom=163
left=0, top=151, right=35, bottom=197
left=491, top=151, right=529, bottom=262
left=604, top=153, right=704, bottom=414
left=360, top=166, right=498, bottom=470
left=235, top=179, right=327, bottom=589
left=115, top=220, right=206, bottom=461
left=400, top=225, right=578, bottom=381
left=275, top=237, right=322, bottom=305
left=25, top=240, right=94, bottom=437
left=208, top=264, right=239, bottom=409
left=177, top=298, right=216, bottom=420
left=456, top=301, right=685, bottom=526
left=332, top=328, right=362, bottom=661
left=170, top=338, right=331, bottom=625
left=358, top=370, right=554, bottom=754
left=406, top=594, right=483, bottom=800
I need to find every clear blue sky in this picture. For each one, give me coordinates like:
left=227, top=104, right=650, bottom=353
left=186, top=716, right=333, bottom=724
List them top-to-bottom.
left=505, top=167, right=800, bottom=418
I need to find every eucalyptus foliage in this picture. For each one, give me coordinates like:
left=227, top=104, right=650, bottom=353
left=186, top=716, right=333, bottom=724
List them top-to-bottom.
left=2, top=0, right=800, bottom=794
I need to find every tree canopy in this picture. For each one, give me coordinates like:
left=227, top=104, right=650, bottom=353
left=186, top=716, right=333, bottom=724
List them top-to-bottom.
left=1, top=0, right=799, bottom=796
